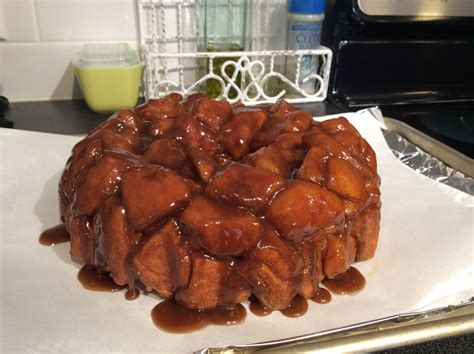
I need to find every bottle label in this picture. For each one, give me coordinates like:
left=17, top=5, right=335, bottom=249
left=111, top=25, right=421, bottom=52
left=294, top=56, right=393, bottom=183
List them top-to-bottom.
left=287, top=21, right=322, bottom=94
left=288, top=22, right=322, bottom=50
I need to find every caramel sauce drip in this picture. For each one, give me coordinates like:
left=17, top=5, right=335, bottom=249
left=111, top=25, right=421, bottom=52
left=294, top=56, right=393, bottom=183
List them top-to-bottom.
left=39, top=224, right=70, bottom=246
left=77, top=265, right=126, bottom=292
left=322, top=267, right=366, bottom=295
left=125, top=288, right=140, bottom=301
left=311, top=288, right=332, bottom=304
left=281, top=296, right=308, bottom=318
left=249, top=297, right=273, bottom=317
left=151, top=300, right=246, bottom=333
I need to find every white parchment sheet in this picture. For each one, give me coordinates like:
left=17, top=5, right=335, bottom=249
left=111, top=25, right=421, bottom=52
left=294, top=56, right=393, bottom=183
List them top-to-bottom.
left=1, top=110, right=472, bottom=352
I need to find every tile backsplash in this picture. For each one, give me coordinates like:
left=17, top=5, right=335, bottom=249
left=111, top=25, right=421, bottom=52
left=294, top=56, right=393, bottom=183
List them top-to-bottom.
left=0, top=0, right=138, bottom=101
left=1, top=0, right=39, bottom=42
left=35, top=0, right=137, bottom=41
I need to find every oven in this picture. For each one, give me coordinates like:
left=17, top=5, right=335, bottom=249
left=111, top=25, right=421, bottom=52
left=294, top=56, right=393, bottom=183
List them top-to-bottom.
left=321, top=0, right=474, bottom=158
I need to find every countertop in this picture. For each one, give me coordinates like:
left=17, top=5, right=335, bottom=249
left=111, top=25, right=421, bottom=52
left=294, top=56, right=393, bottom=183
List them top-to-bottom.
left=3, top=99, right=473, bottom=352
left=6, top=99, right=342, bottom=135
left=6, top=99, right=344, bottom=135
left=7, top=99, right=110, bottom=135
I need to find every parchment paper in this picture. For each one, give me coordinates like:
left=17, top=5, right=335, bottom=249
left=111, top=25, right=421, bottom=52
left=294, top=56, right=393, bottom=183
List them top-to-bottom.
left=1, top=110, right=472, bottom=352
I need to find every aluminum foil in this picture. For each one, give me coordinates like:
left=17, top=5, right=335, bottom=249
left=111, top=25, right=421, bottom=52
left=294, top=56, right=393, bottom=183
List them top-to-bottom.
left=383, top=130, right=474, bottom=196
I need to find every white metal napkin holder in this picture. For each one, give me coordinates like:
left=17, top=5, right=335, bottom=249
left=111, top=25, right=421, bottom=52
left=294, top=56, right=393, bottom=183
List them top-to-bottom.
left=138, top=0, right=333, bottom=104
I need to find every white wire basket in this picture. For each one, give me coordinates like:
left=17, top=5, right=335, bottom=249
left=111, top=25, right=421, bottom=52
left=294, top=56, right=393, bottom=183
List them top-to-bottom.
left=137, top=0, right=333, bottom=104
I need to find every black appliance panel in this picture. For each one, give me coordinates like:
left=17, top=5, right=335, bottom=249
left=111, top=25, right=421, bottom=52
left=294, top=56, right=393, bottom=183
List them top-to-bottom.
left=331, top=40, right=474, bottom=108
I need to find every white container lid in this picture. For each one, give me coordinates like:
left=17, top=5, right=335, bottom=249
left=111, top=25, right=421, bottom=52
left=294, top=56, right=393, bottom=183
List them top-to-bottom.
left=73, top=43, right=141, bottom=68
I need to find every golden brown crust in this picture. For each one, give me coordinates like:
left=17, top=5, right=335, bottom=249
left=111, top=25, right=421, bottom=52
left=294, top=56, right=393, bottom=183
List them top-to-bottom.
left=59, top=94, right=381, bottom=310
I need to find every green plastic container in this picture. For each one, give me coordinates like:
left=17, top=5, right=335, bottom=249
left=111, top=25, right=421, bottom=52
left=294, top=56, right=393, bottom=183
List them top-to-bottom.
left=73, top=43, right=143, bottom=113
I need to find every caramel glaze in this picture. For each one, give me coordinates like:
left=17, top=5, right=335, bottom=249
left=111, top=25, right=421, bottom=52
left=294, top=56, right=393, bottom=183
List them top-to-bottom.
left=57, top=95, right=380, bottom=333
left=39, top=224, right=70, bottom=246
left=78, top=265, right=126, bottom=292
left=322, top=267, right=366, bottom=295
left=125, top=288, right=140, bottom=301
left=311, top=288, right=332, bottom=304
left=249, top=296, right=273, bottom=317
left=281, top=296, right=308, bottom=318
left=151, top=300, right=246, bottom=333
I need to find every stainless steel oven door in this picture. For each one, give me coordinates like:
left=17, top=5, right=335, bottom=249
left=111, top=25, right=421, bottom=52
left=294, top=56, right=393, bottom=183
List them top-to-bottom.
left=357, top=0, right=474, bottom=19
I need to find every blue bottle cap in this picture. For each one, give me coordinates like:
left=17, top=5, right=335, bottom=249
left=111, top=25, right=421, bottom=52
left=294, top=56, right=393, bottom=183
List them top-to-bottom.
left=288, top=0, right=325, bottom=15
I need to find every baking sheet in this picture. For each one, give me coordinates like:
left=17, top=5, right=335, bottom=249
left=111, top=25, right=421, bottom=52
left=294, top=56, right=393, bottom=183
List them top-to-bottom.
left=1, top=110, right=473, bottom=352
left=383, top=127, right=473, bottom=195
left=202, top=300, right=474, bottom=353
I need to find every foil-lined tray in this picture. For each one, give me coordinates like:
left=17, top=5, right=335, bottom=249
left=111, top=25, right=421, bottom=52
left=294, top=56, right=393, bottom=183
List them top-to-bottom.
left=2, top=114, right=472, bottom=352
left=197, top=117, right=474, bottom=354
left=383, top=118, right=473, bottom=195
left=199, top=299, right=474, bottom=353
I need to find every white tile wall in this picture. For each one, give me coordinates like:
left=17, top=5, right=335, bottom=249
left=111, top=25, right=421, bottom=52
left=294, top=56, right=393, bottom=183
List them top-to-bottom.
left=0, top=0, right=139, bottom=101
left=1, top=0, right=39, bottom=42
left=35, top=0, right=137, bottom=41
left=0, top=1, right=8, bottom=40
left=1, top=40, right=137, bottom=101
left=2, top=42, right=85, bottom=101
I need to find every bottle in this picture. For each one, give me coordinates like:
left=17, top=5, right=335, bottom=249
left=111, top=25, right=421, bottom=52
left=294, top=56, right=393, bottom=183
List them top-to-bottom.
left=198, top=0, right=247, bottom=99
left=248, top=0, right=287, bottom=97
left=286, top=0, right=325, bottom=95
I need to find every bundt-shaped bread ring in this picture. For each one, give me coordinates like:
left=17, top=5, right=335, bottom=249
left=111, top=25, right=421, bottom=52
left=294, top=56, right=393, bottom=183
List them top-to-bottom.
left=59, top=93, right=381, bottom=310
